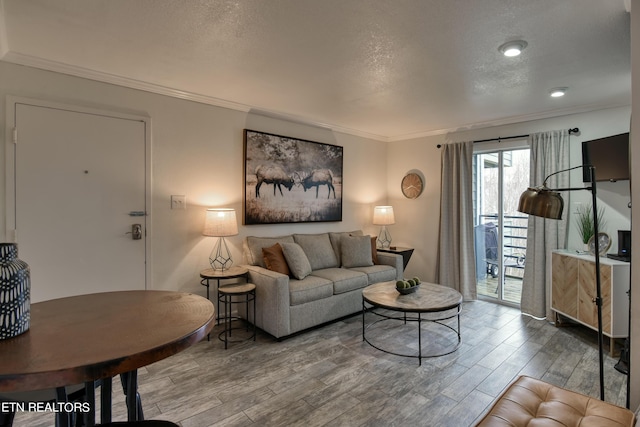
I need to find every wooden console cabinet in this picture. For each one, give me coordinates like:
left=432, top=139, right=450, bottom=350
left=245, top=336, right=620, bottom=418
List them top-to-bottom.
left=551, top=250, right=630, bottom=353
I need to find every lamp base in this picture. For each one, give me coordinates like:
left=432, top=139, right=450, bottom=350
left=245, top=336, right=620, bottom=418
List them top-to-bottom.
left=377, top=226, right=392, bottom=249
left=209, top=237, right=234, bottom=271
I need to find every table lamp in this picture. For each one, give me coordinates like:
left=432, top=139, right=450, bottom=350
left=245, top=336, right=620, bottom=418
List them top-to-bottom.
left=373, top=206, right=395, bottom=249
left=203, top=208, right=239, bottom=271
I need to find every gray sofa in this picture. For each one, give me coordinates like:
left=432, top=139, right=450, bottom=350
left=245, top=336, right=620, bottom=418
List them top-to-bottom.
left=241, top=231, right=403, bottom=339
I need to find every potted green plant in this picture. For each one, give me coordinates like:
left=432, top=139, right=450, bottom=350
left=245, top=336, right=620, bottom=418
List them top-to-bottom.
left=575, top=203, right=606, bottom=251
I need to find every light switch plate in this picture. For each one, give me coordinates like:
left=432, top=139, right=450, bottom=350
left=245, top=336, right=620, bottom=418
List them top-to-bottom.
left=171, top=195, right=186, bottom=210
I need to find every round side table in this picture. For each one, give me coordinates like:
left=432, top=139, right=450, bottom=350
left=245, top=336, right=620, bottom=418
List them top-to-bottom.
left=200, top=266, right=249, bottom=322
left=200, top=266, right=249, bottom=299
left=218, top=283, right=256, bottom=349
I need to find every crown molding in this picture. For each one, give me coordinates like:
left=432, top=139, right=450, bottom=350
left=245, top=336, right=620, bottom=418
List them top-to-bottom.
left=0, top=51, right=390, bottom=142
left=1, top=51, right=629, bottom=144
left=1, top=51, right=255, bottom=112
left=388, top=102, right=631, bottom=142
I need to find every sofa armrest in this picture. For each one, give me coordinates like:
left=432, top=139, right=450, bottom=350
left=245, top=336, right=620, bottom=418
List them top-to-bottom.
left=376, top=252, right=403, bottom=280
left=244, top=265, right=291, bottom=338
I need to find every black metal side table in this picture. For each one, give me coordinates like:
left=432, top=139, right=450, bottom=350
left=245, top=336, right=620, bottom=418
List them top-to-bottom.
left=377, top=246, right=414, bottom=270
left=200, top=266, right=249, bottom=320
left=217, top=283, right=256, bottom=349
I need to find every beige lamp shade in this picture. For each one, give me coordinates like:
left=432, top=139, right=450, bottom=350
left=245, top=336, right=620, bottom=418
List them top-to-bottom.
left=373, top=206, right=395, bottom=225
left=203, top=208, right=239, bottom=237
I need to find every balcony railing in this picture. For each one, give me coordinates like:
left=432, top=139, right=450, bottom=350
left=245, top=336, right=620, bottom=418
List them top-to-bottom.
left=479, top=214, right=527, bottom=276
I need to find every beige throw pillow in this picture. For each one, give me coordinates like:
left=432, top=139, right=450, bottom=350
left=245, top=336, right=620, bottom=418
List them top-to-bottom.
left=293, top=233, right=339, bottom=270
left=341, top=235, right=374, bottom=268
left=280, top=242, right=313, bottom=280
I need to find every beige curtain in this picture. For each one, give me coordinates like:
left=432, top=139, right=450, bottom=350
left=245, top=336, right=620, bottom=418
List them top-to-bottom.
left=521, top=130, right=569, bottom=319
left=438, top=141, right=476, bottom=300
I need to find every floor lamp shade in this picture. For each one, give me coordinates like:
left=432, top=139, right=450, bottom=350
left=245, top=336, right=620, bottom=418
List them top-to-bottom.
left=517, top=186, right=564, bottom=220
left=373, top=206, right=395, bottom=248
left=203, top=208, right=239, bottom=271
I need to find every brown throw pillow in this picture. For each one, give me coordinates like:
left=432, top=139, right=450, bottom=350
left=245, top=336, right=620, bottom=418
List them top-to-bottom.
left=370, top=236, right=379, bottom=264
left=262, top=243, right=291, bottom=276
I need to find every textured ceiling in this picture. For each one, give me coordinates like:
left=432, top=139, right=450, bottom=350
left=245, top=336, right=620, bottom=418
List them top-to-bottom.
left=0, top=0, right=631, bottom=141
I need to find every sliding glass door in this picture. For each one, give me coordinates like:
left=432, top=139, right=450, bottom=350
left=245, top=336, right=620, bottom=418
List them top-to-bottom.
left=474, top=148, right=529, bottom=305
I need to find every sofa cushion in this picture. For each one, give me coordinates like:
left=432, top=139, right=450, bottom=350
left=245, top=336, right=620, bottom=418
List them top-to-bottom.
left=329, top=230, right=363, bottom=265
left=293, top=233, right=339, bottom=270
left=245, top=235, right=295, bottom=267
left=341, top=235, right=374, bottom=268
left=280, top=242, right=313, bottom=280
left=262, top=243, right=290, bottom=276
left=350, top=264, right=398, bottom=283
left=311, top=268, right=368, bottom=294
left=289, top=275, right=333, bottom=305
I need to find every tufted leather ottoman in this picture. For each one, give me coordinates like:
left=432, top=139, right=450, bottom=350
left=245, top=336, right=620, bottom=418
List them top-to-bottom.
left=475, top=375, right=635, bottom=426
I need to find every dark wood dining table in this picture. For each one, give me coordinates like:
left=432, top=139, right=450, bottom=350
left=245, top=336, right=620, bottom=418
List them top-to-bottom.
left=0, top=290, right=215, bottom=426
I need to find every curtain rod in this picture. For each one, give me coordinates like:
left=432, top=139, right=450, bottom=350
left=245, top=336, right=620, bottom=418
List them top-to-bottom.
left=436, top=127, right=580, bottom=148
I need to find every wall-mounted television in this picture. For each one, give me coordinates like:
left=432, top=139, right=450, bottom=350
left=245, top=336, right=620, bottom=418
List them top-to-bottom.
left=582, top=132, right=630, bottom=182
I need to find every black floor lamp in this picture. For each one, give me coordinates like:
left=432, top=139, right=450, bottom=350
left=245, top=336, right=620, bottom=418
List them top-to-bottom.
left=518, top=164, right=605, bottom=401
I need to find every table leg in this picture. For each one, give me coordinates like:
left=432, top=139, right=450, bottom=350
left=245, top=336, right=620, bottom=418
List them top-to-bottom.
left=202, top=277, right=214, bottom=340
left=216, top=279, right=221, bottom=326
left=224, top=293, right=230, bottom=348
left=245, top=293, right=249, bottom=332
left=362, top=298, right=365, bottom=341
left=418, top=313, right=422, bottom=366
left=121, top=370, right=143, bottom=421
left=101, top=377, right=112, bottom=424
left=84, top=381, right=95, bottom=427
left=55, top=387, right=71, bottom=427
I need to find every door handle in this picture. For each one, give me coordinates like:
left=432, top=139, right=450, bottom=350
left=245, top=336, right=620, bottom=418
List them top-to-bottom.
left=126, top=224, right=142, bottom=240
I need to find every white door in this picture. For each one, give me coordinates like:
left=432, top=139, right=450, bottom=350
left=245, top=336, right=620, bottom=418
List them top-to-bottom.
left=8, top=99, right=148, bottom=302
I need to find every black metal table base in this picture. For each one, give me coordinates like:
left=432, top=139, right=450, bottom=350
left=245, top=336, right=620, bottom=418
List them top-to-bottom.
left=218, top=287, right=256, bottom=349
left=362, top=302, right=461, bottom=365
left=50, top=370, right=142, bottom=427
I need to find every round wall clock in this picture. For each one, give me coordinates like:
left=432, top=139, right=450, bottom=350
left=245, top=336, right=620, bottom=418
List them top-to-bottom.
left=401, top=173, right=424, bottom=199
left=588, top=232, right=611, bottom=256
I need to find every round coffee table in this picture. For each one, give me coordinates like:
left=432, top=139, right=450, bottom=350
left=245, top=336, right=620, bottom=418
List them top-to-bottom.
left=362, top=281, right=463, bottom=365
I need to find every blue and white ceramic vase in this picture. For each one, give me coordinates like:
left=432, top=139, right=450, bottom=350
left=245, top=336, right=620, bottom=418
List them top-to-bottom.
left=0, top=243, right=30, bottom=339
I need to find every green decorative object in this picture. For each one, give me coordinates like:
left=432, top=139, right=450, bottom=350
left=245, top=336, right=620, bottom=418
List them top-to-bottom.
left=575, top=203, right=606, bottom=246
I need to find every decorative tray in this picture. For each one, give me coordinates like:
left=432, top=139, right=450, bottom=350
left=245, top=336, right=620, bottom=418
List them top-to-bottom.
left=397, top=284, right=420, bottom=295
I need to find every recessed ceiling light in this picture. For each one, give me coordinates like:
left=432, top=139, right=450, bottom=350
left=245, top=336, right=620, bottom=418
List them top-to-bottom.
left=498, top=40, right=528, bottom=57
left=549, top=87, right=568, bottom=97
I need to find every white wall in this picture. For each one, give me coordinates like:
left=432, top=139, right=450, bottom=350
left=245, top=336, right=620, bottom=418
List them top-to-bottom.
left=0, top=61, right=390, bottom=294
left=387, top=106, right=631, bottom=283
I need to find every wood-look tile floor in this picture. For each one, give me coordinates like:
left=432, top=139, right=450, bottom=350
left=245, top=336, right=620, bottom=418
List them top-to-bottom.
left=13, top=300, right=629, bottom=427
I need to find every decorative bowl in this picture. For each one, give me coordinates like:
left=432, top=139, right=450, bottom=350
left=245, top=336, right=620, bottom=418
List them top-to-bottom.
left=396, top=284, right=420, bottom=295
